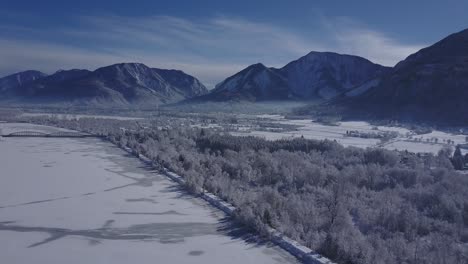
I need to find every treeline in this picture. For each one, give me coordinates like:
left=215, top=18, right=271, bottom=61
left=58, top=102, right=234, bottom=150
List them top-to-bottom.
left=16, top=115, right=468, bottom=264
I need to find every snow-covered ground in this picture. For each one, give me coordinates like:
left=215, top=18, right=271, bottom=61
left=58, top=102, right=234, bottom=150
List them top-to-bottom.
left=21, top=113, right=144, bottom=120
left=234, top=115, right=467, bottom=154
left=0, top=123, right=298, bottom=264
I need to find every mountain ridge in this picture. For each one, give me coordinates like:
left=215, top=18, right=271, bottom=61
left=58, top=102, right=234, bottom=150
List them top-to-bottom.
left=337, top=27, right=468, bottom=124
left=192, top=51, right=390, bottom=102
left=0, top=63, right=208, bottom=106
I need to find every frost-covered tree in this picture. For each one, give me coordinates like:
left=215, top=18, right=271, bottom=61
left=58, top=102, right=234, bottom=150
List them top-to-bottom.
left=16, top=114, right=468, bottom=264
left=452, top=145, right=465, bottom=170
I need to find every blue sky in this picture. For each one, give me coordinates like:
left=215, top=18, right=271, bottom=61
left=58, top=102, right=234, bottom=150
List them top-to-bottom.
left=1, top=0, right=467, bottom=87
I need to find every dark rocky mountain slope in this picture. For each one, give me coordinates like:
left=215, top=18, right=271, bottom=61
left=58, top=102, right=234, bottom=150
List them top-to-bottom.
left=339, top=28, right=468, bottom=124
left=0, top=63, right=208, bottom=106
left=0, top=70, right=47, bottom=94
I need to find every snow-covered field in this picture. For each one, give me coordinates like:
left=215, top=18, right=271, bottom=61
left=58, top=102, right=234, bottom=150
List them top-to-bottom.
left=21, top=112, right=144, bottom=120
left=234, top=115, right=467, bottom=154
left=0, top=123, right=298, bottom=264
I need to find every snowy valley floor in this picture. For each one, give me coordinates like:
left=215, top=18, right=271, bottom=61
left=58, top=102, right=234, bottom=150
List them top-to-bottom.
left=234, top=115, right=468, bottom=154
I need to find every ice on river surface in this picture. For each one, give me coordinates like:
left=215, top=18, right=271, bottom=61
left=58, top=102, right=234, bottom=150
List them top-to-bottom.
left=0, top=123, right=298, bottom=264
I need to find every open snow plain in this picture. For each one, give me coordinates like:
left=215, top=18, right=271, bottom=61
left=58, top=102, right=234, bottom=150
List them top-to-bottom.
left=21, top=112, right=144, bottom=120
left=232, top=115, right=467, bottom=154
left=0, top=123, right=298, bottom=264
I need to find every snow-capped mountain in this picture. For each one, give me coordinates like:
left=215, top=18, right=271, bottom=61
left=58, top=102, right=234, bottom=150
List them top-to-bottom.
left=344, top=28, right=468, bottom=123
left=194, top=52, right=389, bottom=102
left=280, top=52, right=389, bottom=99
left=0, top=63, right=208, bottom=106
left=86, top=63, right=204, bottom=103
left=196, top=63, right=290, bottom=101
left=0, top=70, right=47, bottom=93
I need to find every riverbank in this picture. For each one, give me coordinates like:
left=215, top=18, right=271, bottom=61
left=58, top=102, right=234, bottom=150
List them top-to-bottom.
left=0, top=122, right=299, bottom=264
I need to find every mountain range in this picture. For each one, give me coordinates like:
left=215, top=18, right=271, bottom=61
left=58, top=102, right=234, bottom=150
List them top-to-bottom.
left=1, top=28, right=467, bottom=123
left=196, top=28, right=468, bottom=125
left=329, top=28, right=468, bottom=124
left=0, top=52, right=392, bottom=105
left=195, top=52, right=389, bottom=102
left=0, top=63, right=208, bottom=106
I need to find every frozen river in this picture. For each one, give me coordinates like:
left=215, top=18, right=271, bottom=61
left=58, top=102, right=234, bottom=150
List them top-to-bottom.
left=0, top=123, right=298, bottom=264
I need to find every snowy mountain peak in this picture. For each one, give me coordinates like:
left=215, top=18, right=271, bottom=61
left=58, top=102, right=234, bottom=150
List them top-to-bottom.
left=280, top=51, right=389, bottom=99
left=198, top=52, right=389, bottom=101
left=194, top=62, right=289, bottom=101
left=248, top=62, right=268, bottom=69
left=0, top=63, right=208, bottom=106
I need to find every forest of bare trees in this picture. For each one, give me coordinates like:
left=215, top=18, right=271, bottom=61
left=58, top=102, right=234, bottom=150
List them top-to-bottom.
left=7, top=114, right=468, bottom=264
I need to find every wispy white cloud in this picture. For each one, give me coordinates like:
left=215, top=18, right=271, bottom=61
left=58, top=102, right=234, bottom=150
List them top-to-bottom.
left=0, top=15, right=425, bottom=87
left=73, top=15, right=319, bottom=64
left=320, top=17, right=424, bottom=66
left=0, top=38, right=247, bottom=88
